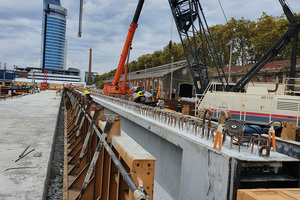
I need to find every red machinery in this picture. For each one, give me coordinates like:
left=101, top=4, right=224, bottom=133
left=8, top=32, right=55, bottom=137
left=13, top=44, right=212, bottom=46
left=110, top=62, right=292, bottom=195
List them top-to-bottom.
left=103, top=0, right=145, bottom=95
left=41, top=69, right=48, bottom=90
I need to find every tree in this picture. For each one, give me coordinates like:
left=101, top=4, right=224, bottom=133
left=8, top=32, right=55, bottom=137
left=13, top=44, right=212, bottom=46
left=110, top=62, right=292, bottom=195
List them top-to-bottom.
left=94, top=12, right=300, bottom=89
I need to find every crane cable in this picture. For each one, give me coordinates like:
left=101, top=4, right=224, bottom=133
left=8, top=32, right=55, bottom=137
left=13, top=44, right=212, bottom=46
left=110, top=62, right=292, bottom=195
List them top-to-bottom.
left=217, top=0, right=228, bottom=23
left=217, top=0, right=233, bottom=83
left=286, top=0, right=295, bottom=14
left=169, top=13, right=174, bottom=99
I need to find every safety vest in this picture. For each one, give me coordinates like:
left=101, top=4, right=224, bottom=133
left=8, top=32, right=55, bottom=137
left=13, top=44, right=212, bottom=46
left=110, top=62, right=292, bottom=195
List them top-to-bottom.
left=84, top=90, right=90, bottom=95
left=177, top=101, right=182, bottom=108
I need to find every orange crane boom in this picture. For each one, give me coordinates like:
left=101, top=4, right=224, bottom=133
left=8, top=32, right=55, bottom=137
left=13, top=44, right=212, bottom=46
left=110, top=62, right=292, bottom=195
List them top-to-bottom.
left=103, top=0, right=145, bottom=95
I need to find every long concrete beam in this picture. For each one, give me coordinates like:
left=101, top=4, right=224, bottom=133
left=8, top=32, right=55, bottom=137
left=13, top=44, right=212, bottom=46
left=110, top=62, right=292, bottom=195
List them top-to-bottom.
left=89, top=92, right=300, bottom=200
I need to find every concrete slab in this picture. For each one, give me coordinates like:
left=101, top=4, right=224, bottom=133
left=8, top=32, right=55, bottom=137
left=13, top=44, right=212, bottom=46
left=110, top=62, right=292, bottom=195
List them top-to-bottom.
left=0, top=91, right=61, bottom=200
left=90, top=93, right=300, bottom=200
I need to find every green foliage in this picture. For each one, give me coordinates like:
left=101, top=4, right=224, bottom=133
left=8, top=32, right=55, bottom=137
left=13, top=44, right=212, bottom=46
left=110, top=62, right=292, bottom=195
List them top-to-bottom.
left=95, top=12, right=300, bottom=88
left=94, top=69, right=116, bottom=89
left=95, top=79, right=104, bottom=89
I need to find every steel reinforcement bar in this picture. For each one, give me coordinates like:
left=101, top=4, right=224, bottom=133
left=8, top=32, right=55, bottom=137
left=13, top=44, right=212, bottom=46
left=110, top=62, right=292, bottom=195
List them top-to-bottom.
left=63, top=88, right=155, bottom=200
left=87, top=89, right=219, bottom=138
left=85, top=90, right=283, bottom=157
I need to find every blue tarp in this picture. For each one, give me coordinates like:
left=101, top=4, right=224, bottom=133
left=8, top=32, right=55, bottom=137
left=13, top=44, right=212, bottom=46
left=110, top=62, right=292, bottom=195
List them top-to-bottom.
left=0, top=70, right=16, bottom=80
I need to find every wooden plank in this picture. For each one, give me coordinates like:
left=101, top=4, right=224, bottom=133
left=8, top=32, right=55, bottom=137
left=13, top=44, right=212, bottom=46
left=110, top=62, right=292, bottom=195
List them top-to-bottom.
left=281, top=122, right=296, bottom=141
left=112, top=132, right=156, bottom=199
left=237, top=189, right=300, bottom=200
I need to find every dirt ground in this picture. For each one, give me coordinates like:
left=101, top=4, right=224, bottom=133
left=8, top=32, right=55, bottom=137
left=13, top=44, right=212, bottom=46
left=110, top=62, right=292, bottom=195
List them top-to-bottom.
left=47, top=99, right=64, bottom=200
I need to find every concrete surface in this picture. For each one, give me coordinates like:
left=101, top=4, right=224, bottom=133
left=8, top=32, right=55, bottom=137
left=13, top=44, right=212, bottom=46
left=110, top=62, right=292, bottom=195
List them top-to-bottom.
left=0, top=91, right=61, bottom=200
left=92, top=94, right=300, bottom=200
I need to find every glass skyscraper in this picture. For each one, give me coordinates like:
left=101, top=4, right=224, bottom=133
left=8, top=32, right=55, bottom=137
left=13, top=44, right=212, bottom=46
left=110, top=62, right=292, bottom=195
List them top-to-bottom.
left=41, top=0, right=67, bottom=69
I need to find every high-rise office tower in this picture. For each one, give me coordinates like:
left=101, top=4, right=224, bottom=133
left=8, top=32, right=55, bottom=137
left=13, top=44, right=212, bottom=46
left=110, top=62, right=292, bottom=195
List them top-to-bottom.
left=41, top=0, right=67, bottom=69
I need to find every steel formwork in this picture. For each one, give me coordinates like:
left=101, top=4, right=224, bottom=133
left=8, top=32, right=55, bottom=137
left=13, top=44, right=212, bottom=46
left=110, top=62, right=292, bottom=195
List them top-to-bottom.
left=63, top=89, right=156, bottom=200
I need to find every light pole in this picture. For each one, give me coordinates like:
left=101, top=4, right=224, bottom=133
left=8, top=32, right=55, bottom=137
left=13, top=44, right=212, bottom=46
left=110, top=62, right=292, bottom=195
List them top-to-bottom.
left=228, top=43, right=233, bottom=83
left=169, top=56, right=174, bottom=99
left=144, top=64, right=147, bottom=90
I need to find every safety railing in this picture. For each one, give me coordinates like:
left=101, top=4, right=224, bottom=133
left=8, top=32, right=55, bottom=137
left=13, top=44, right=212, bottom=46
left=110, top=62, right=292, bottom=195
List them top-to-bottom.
left=283, top=77, right=300, bottom=95
left=194, top=82, right=226, bottom=116
left=0, top=87, right=32, bottom=100
left=63, top=88, right=155, bottom=200
left=197, top=93, right=300, bottom=127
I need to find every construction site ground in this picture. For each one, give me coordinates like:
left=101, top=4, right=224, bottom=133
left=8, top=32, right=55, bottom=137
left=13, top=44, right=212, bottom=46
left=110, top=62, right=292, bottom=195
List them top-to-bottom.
left=0, top=91, right=61, bottom=200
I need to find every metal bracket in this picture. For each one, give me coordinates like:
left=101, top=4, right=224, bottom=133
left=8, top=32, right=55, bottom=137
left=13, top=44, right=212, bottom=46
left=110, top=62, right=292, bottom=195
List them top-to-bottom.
left=85, top=100, right=92, bottom=111
left=90, top=105, right=104, bottom=111
left=76, top=108, right=102, bottom=167
left=100, top=114, right=120, bottom=122
left=75, top=115, right=118, bottom=200
left=100, top=115, right=119, bottom=142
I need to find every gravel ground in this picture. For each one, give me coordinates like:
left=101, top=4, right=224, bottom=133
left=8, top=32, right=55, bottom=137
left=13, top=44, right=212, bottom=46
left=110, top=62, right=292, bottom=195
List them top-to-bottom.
left=46, top=98, right=64, bottom=200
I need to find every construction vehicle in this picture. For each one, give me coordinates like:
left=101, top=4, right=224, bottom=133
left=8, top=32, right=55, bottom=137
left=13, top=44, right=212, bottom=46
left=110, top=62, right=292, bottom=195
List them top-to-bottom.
left=77, top=0, right=144, bottom=95
left=78, top=0, right=298, bottom=97
left=79, top=0, right=226, bottom=95
left=102, top=0, right=145, bottom=95
left=168, top=0, right=299, bottom=95
left=168, top=0, right=230, bottom=94
left=192, top=0, right=300, bottom=127
left=229, top=0, right=300, bottom=92
left=41, top=69, right=48, bottom=90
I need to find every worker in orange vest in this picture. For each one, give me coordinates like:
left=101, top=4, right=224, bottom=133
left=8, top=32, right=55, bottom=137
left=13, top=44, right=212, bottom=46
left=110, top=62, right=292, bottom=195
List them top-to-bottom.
left=177, top=98, right=182, bottom=113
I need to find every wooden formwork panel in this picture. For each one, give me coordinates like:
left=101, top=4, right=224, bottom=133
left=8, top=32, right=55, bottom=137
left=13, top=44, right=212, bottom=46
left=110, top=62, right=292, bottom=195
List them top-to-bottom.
left=63, top=91, right=156, bottom=200
left=112, top=133, right=156, bottom=199
left=237, top=189, right=300, bottom=200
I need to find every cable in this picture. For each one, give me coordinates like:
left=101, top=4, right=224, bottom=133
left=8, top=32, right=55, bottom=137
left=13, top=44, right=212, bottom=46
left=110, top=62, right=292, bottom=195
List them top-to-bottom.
left=217, top=0, right=228, bottom=23
left=286, top=0, right=295, bottom=14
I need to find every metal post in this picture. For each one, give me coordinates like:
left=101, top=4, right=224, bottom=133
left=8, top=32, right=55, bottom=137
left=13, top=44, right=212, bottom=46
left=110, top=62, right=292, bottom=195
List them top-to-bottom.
left=78, top=0, right=83, bottom=37
left=289, top=31, right=298, bottom=94
left=228, top=43, right=233, bottom=83
left=88, top=48, right=92, bottom=85
left=169, top=56, right=174, bottom=99
left=144, top=64, right=147, bottom=90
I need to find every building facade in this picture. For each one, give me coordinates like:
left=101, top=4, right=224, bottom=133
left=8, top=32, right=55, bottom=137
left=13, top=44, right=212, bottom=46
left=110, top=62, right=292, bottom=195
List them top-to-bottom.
left=41, top=0, right=67, bottom=70
left=104, top=59, right=300, bottom=98
left=210, top=59, right=300, bottom=84
left=105, top=60, right=194, bottom=99
left=85, top=71, right=99, bottom=84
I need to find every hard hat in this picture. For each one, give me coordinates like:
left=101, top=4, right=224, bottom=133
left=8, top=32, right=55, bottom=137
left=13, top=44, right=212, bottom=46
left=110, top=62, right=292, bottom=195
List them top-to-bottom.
left=87, top=86, right=89, bottom=89
left=137, top=91, right=145, bottom=98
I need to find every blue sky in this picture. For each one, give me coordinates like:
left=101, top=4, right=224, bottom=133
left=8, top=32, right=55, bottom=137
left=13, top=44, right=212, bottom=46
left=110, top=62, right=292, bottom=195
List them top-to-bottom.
left=0, top=0, right=299, bottom=76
